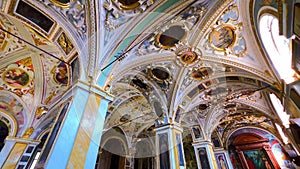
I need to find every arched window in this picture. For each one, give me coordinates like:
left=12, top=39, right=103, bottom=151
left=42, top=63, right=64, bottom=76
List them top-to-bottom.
left=259, top=13, right=295, bottom=83
left=269, top=93, right=290, bottom=128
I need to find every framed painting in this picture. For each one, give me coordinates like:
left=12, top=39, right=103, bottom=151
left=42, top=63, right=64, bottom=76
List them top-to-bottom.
left=13, top=0, right=55, bottom=35
left=191, top=125, right=203, bottom=140
left=198, top=147, right=211, bottom=169
left=243, top=149, right=274, bottom=169
left=215, top=153, right=229, bottom=169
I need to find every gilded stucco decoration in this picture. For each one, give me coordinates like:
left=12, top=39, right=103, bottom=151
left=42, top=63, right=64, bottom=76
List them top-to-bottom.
left=36, top=0, right=87, bottom=34
left=104, top=0, right=154, bottom=31
left=137, top=2, right=206, bottom=55
left=203, top=4, right=247, bottom=57
left=0, top=14, right=26, bottom=59
left=56, top=32, right=74, bottom=56
left=175, top=45, right=202, bottom=67
left=41, top=54, right=71, bottom=105
left=0, top=57, right=34, bottom=97
left=0, top=94, right=25, bottom=133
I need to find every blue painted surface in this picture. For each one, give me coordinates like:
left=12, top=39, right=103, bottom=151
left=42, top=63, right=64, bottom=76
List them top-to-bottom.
left=45, top=89, right=89, bottom=169
left=84, top=99, right=110, bottom=169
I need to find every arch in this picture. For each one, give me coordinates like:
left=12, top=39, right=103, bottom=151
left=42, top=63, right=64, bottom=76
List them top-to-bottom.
left=0, top=111, right=18, bottom=137
left=0, top=120, right=9, bottom=151
left=96, top=127, right=128, bottom=169
left=226, top=127, right=293, bottom=169
left=97, top=138, right=127, bottom=169
left=134, top=138, right=155, bottom=169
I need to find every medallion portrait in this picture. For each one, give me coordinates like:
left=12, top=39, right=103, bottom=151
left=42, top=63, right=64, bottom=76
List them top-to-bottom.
left=210, top=26, right=235, bottom=51
left=3, top=68, right=30, bottom=88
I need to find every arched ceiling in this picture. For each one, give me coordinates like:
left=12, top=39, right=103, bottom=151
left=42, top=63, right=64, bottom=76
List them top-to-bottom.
left=0, top=0, right=294, bottom=142
left=101, top=0, right=286, bottom=140
left=0, top=1, right=79, bottom=137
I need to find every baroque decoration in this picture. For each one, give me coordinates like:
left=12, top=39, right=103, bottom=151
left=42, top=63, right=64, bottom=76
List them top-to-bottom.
left=0, top=0, right=299, bottom=169
left=104, top=0, right=155, bottom=31
left=137, top=1, right=206, bottom=55
left=202, top=4, right=247, bottom=57
left=0, top=57, right=34, bottom=97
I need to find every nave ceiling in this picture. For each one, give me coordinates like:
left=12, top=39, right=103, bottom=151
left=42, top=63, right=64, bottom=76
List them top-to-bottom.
left=0, top=0, right=294, bottom=147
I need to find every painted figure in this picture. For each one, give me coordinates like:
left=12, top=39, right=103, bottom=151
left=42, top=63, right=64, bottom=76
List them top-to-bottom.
left=3, top=68, right=29, bottom=88
left=199, top=148, right=210, bottom=169
left=218, top=155, right=227, bottom=169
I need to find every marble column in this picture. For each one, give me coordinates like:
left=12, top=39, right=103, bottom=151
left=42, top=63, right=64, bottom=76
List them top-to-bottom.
left=36, top=81, right=113, bottom=169
left=154, top=124, right=185, bottom=169
left=1, top=136, right=39, bottom=168
left=193, top=141, right=218, bottom=169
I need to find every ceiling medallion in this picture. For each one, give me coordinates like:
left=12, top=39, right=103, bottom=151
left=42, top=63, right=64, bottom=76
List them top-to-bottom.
left=117, top=0, right=140, bottom=10
left=156, top=25, right=187, bottom=49
left=209, top=25, right=236, bottom=51
left=175, top=45, right=201, bottom=67
left=0, top=57, right=34, bottom=96
left=51, top=62, right=70, bottom=86
left=149, top=67, right=170, bottom=83
left=189, top=67, right=213, bottom=80
left=131, top=77, right=150, bottom=91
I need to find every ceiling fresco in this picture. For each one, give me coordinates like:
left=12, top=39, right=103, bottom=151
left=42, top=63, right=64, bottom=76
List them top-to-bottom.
left=0, top=0, right=296, bottom=150
left=0, top=0, right=78, bottom=138
left=101, top=0, right=286, bottom=142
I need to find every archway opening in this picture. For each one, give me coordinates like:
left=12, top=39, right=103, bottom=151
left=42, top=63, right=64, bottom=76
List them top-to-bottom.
left=0, top=120, right=9, bottom=151
left=227, top=128, right=294, bottom=169
left=97, top=138, right=126, bottom=169
left=134, top=140, right=154, bottom=169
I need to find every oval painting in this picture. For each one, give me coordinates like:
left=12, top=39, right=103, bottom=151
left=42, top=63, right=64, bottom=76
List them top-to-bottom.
left=118, top=0, right=140, bottom=10
left=158, top=25, right=186, bottom=48
left=209, top=26, right=235, bottom=51
left=180, top=51, right=198, bottom=64
left=54, top=62, right=69, bottom=85
left=150, top=67, right=170, bottom=82
left=190, top=67, right=213, bottom=80
left=3, top=68, right=30, bottom=88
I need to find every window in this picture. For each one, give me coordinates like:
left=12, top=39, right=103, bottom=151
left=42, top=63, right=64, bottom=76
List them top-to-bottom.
left=259, top=14, right=296, bottom=83
left=269, top=93, right=290, bottom=128
left=29, top=152, right=41, bottom=169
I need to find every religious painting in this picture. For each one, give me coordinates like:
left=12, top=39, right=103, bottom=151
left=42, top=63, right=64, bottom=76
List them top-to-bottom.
left=15, top=0, right=54, bottom=34
left=294, top=3, right=300, bottom=38
left=157, top=25, right=186, bottom=48
left=209, top=26, right=235, bottom=51
left=57, top=32, right=74, bottom=55
left=180, top=51, right=198, bottom=64
left=52, top=62, right=70, bottom=85
left=190, top=67, right=213, bottom=80
left=2, top=68, right=30, bottom=88
left=191, top=125, right=202, bottom=140
left=212, top=131, right=222, bottom=148
left=159, top=133, right=170, bottom=169
left=198, top=147, right=211, bottom=169
left=243, top=149, right=274, bottom=169
left=215, top=153, right=228, bottom=169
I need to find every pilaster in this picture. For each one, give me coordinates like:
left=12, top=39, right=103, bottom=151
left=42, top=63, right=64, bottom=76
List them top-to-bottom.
left=35, top=81, right=113, bottom=169
left=154, top=124, right=185, bottom=169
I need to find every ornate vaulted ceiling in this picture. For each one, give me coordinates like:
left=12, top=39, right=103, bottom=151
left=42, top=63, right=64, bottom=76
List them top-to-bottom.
left=0, top=0, right=292, bottom=144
